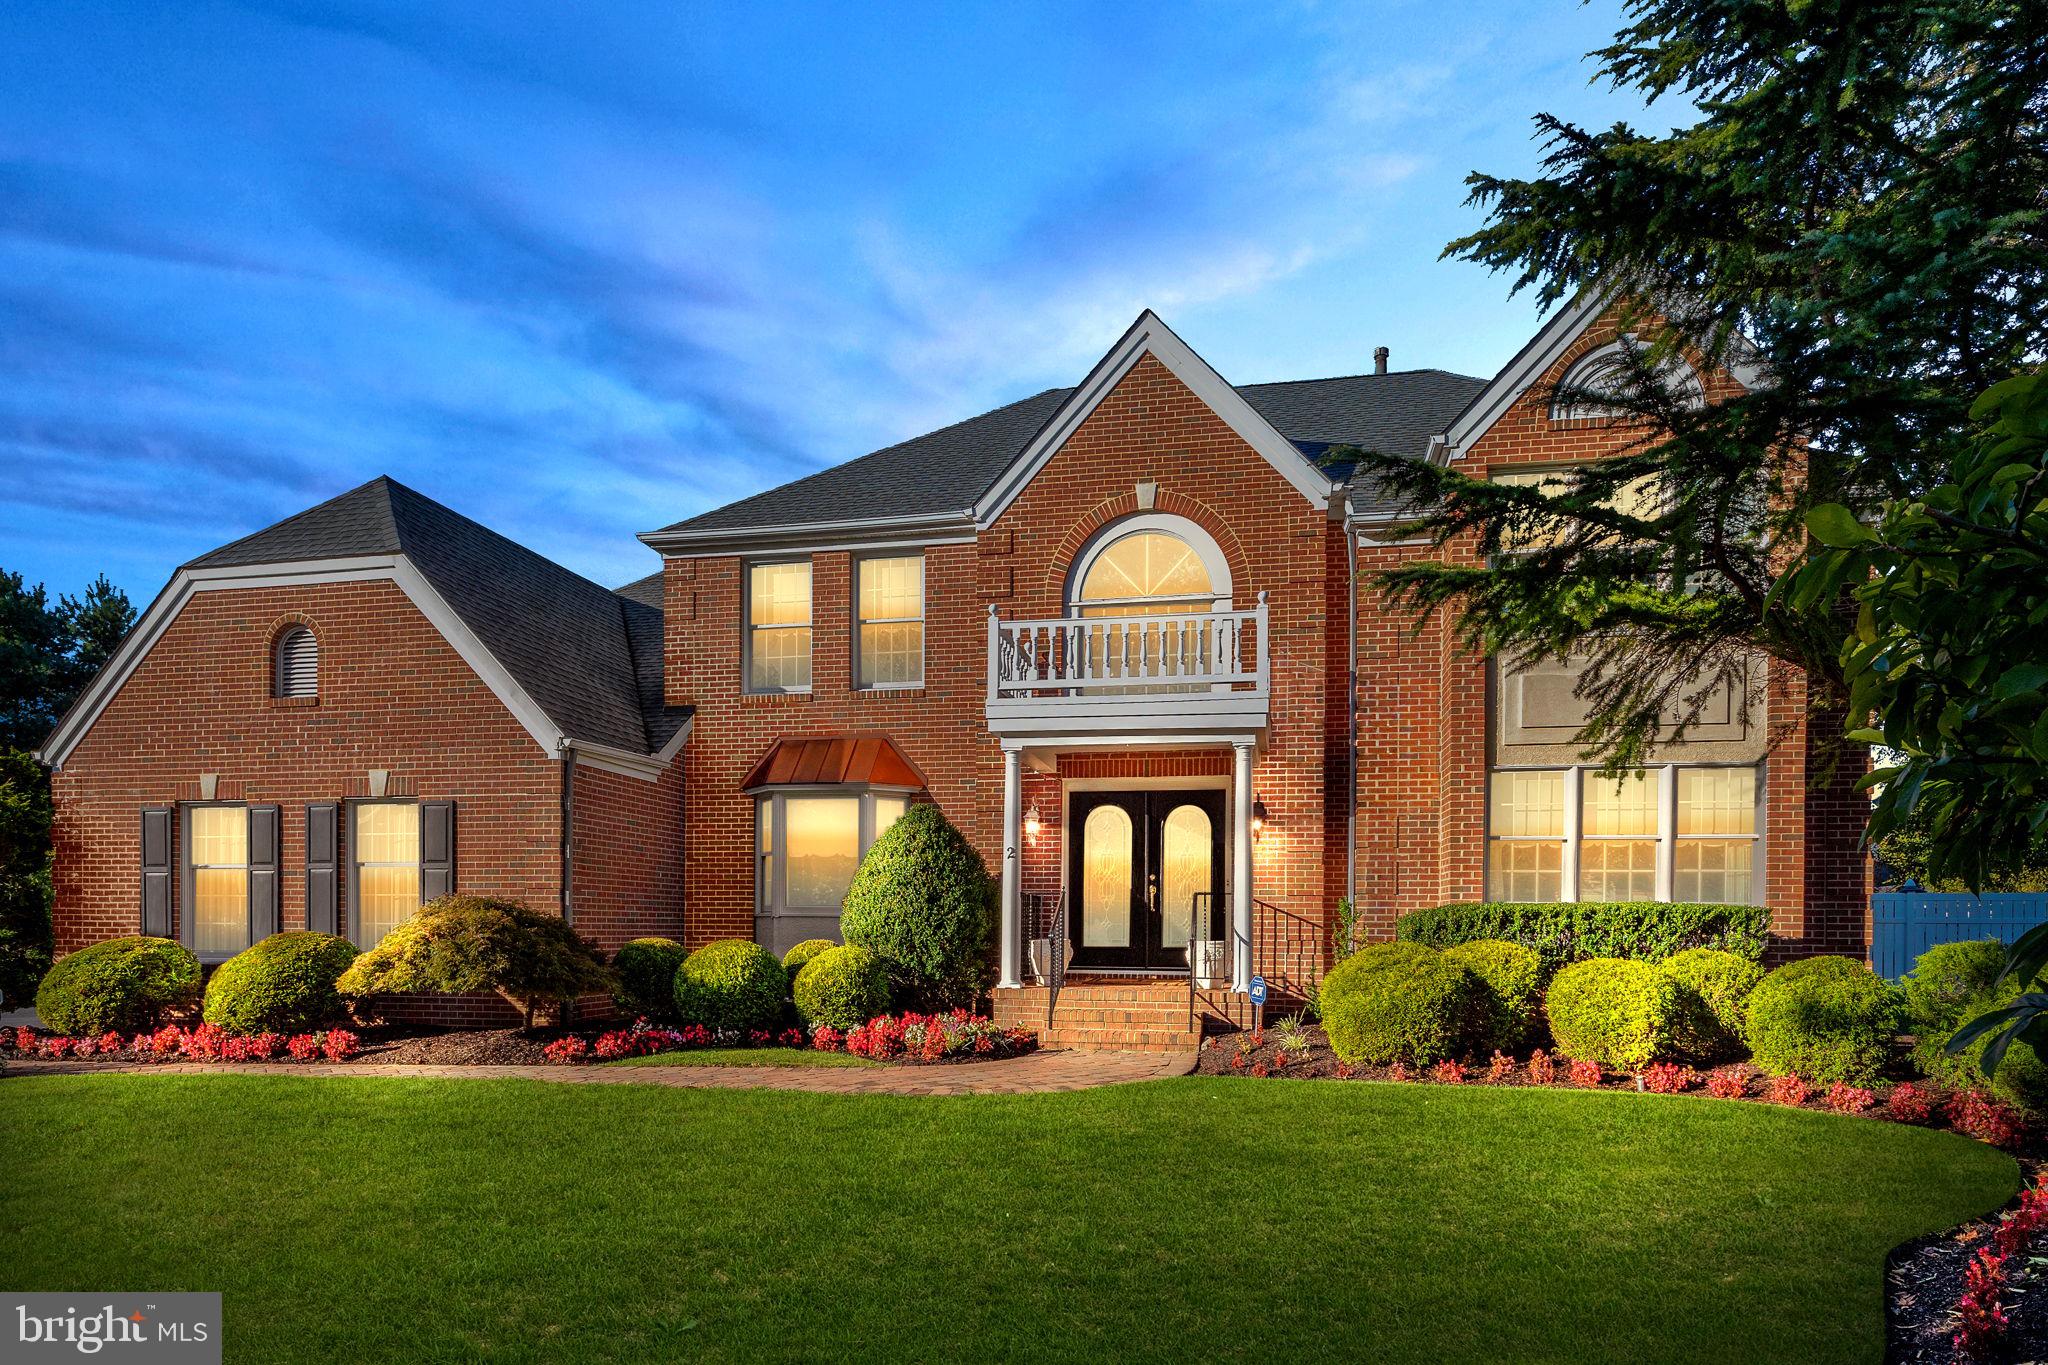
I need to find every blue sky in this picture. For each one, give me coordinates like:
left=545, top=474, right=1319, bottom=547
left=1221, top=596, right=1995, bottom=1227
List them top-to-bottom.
left=0, top=0, right=1654, bottom=598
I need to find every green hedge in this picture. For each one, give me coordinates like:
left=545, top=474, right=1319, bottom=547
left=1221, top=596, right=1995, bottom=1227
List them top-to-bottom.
left=1396, top=901, right=1771, bottom=967
left=203, top=932, right=358, bottom=1034
left=36, top=936, right=201, bottom=1035
left=611, top=938, right=688, bottom=1021
left=673, top=939, right=786, bottom=1033
left=1440, top=939, right=1544, bottom=1051
left=1905, top=940, right=2048, bottom=1115
left=1319, top=942, right=1482, bottom=1066
left=792, top=945, right=890, bottom=1031
left=1660, top=947, right=1764, bottom=1062
left=1744, top=956, right=1900, bottom=1086
left=1547, top=957, right=1688, bottom=1069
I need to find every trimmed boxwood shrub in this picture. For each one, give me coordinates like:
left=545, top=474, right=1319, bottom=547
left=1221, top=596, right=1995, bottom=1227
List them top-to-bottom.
left=840, top=802, right=994, bottom=1010
left=335, top=895, right=612, bottom=1026
left=1395, top=901, right=1770, bottom=968
left=202, top=932, right=357, bottom=1034
left=36, top=936, right=201, bottom=1035
left=611, top=937, right=687, bottom=1021
left=1440, top=938, right=1544, bottom=1050
left=1901, top=938, right=2007, bottom=1035
left=673, top=939, right=786, bottom=1033
left=782, top=939, right=837, bottom=979
left=1905, top=941, right=2048, bottom=1115
left=1319, top=942, right=1483, bottom=1066
left=792, top=944, right=890, bottom=1031
left=1659, top=947, right=1764, bottom=1062
left=1743, top=955, right=1901, bottom=1086
left=1546, top=957, right=1687, bottom=1069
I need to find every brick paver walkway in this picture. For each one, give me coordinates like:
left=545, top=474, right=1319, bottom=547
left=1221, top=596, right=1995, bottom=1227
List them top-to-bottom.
left=4, top=1047, right=1194, bottom=1095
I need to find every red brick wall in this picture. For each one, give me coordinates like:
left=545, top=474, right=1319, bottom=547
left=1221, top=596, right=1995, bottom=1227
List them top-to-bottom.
left=50, top=578, right=564, bottom=958
left=570, top=757, right=686, bottom=953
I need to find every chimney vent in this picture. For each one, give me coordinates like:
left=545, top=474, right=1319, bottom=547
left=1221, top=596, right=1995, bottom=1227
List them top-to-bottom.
left=1373, top=346, right=1390, bottom=375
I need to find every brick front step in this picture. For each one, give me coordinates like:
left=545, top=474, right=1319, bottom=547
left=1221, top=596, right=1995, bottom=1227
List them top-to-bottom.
left=994, top=979, right=1247, bottom=1052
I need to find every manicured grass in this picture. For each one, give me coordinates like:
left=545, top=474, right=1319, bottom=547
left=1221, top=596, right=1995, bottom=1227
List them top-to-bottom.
left=603, top=1046, right=876, bottom=1069
left=0, top=1075, right=2016, bottom=1363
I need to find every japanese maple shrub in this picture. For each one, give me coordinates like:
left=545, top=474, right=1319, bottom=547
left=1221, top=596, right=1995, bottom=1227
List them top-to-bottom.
left=840, top=802, right=995, bottom=1011
left=335, top=895, right=611, bottom=1027
left=202, top=932, right=358, bottom=1034
left=36, top=935, right=201, bottom=1035
left=610, top=937, right=687, bottom=1022
left=673, top=939, right=786, bottom=1033
left=1318, top=942, right=1483, bottom=1066
left=792, top=944, right=890, bottom=1032
left=1743, top=956, right=1900, bottom=1087
left=1545, top=958, right=1685, bottom=1070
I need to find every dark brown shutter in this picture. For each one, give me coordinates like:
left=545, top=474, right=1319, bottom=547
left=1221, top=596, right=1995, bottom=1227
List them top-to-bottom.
left=420, top=800, right=455, bottom=901
left=305, top=803, right=338, bottom=934
left=248, top=805, right=281, bottom=941
left=140, top=807, right=172, bottom=937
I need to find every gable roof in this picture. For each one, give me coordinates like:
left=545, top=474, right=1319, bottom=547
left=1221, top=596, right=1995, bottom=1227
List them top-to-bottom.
left=643, top=312, right=1484, bottom=552
left=45, top=478, right=688, bottom=770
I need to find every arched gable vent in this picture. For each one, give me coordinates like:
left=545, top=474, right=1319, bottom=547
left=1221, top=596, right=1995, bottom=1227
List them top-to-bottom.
left=1550, top=339, right=1705, bottom=422
left=274, top=626, right=318, bottom=699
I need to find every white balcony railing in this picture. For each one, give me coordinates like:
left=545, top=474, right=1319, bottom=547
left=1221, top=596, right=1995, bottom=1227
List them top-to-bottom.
left=987, top=594, right=1268, bottom=699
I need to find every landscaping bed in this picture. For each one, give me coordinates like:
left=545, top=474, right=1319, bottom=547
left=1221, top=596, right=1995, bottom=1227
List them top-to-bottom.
left=1888, top=1170, right=2048, bottom=1362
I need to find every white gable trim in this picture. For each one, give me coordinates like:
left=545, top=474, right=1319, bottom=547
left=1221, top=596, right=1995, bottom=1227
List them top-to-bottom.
left=1429, top=289, right=1612, bottom=464
left=972, top=310, right=1333, bottom=527
left=37, top=555, right=573, bottom=771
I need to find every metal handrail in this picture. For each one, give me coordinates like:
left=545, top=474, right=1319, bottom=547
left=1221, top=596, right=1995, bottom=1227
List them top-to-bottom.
left=1044, top=891, right=1067, bottom=1028
left=1185, top=892, right=1326, bottom=1032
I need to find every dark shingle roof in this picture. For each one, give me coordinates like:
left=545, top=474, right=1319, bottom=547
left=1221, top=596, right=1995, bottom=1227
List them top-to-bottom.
left=651, top=369, right=1485, bottom=538
left=188, top=479, right=687, bottom=755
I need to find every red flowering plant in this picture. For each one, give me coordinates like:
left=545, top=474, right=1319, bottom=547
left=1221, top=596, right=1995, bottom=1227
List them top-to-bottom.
left=181, top=1024, right=225, bottom=1061
left=810, top=1024, right=845, bottom=1052
left=12, top=1026, right=35, bottom=1053
left=779, top=1027, right=806, bottom=1048
left=319, top=1029, right=359, bottom=1062
left=97, top=1030, right=125, bottom=1056
left=593, top=1031, right=635, bottom=1060
left=244, top=1033, right=283, bottom=1062
left=285, top=1033, right=321, bottom=1060
left=40, top=1035, right=75, bottom=1059
left=542, top=1036, right=589, bottom=1064
left=1526, top=1049, right=1556, bottom=1086
left=1486, top=1050, right=1515, bottom=1084
left=1569, top=1058, right=1603, bottom=1088
left=1431, top=1059, right=1467, bottom=1085
left=1250, top=1061, right=1270, bottom=1078
left=1335, top=1061, right=1354, bottom=1080
left=1388, top=1061, right=1411, bottom=1083
left=1640, top=1063, right=1699, bottom=1095
left=1704, top=1065, right=1752, bottom=1100
left=1764, top=1073, right=1811, bottom=1106
left=1885, top=1081, right=1936, bottom=1123
left=1823, top=1082, right=1876, bottom=1115
left=1950, top=1090, right=2027, bottom=1148
left=1954, top=1247, right=2013, bottom=1360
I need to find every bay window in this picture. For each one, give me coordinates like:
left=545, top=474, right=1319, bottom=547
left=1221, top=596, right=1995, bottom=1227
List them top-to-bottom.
left=1487, top=765, right=1760, bottom=904
left=753, top=790, right=910, bottom=952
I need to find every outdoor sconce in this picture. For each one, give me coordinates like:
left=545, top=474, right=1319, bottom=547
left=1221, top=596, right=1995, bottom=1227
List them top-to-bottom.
left=1252, top=798, right=1269, bottom=841
left=1023, top=803, right=1043, bottom=844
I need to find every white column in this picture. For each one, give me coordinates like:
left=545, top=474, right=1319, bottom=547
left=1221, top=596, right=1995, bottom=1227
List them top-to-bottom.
left=1232, top=741, right=1255, bottom=992
left=999, top=746, right=1023, bottom=989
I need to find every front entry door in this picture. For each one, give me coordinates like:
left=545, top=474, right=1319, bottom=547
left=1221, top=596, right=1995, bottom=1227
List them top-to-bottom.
left=1068, top=789, right=1226, bottom=972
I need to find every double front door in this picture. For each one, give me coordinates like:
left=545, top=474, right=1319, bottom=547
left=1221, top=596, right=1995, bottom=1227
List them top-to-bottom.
left=1067, top=789, right=1226, bottom=972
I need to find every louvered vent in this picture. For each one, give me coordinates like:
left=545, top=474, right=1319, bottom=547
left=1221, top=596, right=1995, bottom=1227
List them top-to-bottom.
left=275, top=627, right=318, bottom=698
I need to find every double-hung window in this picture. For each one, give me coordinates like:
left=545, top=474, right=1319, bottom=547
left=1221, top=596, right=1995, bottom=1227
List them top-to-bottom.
left=856, top=555, right=923, bottom=688
left=747, top=561, right=812, bottom=692
left=1487, top=765, right=1760, bottom=904
left=352, top=801, right=421, bottom=949
left=186, top=805, right=250, bottom=956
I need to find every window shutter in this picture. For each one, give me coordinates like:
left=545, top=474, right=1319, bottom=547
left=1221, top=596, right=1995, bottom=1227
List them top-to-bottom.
left=420, top=800, right=455, bottom=901
left=305, top=803, right=338, bottom=934
left=248, top=805, right=281, bottom=940
left=140, top=807, right=172, bottom=937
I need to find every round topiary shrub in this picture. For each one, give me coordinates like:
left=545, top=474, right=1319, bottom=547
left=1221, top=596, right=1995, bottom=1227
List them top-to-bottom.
left=840, top=802, right=995, bottom=1010
left=335, top=895, right=612, bottom=1026
left=202, top=932, right=358, bottom=1034
left=36, top=936, right=201, bottom=1035
left=611, top=937, right=688, bottom=1021
left=782, top=938, right=837, bottom=979
left=673, top=939, right=787, bottom=1033
left=1440, top=939, right=1545, bottom=1050
left=1902, top=939, right=2007, bottom=1036
left=1318, top=942, right=1483, bottom=1066
left=792, top=944, right=890, bottom=1031
left=1659, top=947, right=1764, bottom=1062
left=1743, top=955, right=1901, bottom=1086
left=1546, top=957, right=1687, bottom=1070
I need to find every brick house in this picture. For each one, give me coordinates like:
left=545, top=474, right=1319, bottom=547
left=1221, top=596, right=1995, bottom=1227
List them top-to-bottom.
left=39, top=298, right=1867, bottom=1043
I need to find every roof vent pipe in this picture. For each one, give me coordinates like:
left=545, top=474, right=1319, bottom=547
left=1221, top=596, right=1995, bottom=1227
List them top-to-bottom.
left=1373, top=346, right=1390, bottom=375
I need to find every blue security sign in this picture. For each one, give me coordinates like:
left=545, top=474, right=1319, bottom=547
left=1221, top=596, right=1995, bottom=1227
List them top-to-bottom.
left=1247, top=975, right=1267, bottom=1005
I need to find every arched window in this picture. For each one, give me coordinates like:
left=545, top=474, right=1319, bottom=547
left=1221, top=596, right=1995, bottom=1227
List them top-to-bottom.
left=1550, top=339, right=1704, bottom=422
left=1066, top=514, right=1232, bottom=617
left=274, top=626, right=318, bottom=699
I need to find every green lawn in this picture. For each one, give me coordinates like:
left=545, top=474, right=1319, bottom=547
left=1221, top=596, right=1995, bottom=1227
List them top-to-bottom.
left=603, top=1046, right=876, bottom=1069
left=0, top=1075, right=2015, bottom=1363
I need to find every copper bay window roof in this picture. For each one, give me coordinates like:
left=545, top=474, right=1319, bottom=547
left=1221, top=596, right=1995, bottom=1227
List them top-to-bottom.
left=740, top=735, right=927, bottom=791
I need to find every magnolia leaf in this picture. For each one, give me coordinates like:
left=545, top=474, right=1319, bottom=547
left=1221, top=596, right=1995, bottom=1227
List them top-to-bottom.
left=1807, top=503, right=1876, bottom=547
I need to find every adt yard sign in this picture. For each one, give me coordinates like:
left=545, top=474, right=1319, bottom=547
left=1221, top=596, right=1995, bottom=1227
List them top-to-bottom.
left=1248, top=975, right=1267, bottom=1006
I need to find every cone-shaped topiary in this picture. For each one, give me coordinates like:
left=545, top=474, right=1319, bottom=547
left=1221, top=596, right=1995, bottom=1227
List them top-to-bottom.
left=840, top=802, right=994, bottom=1010
left=335, top=895, right=611, bottom=1027
left=203, top=931, right=358, bottom=1034
left=36, top=935, right=201, bottom=1035
left=611, top=937, right=687, bottom=1021
left=673, top=938, right=787, bottom=1033
left=781, top=938, right=837, bottom=979
left=793, top=944, right=891, bottom=1031
left=1743, top=955, right=1900, bottom=1086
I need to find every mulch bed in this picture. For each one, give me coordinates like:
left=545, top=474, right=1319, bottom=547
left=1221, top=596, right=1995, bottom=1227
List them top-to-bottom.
left=352, top=1027, right=557, bottom=1066
left=1888, top=1162, right=2048, bottom=1364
